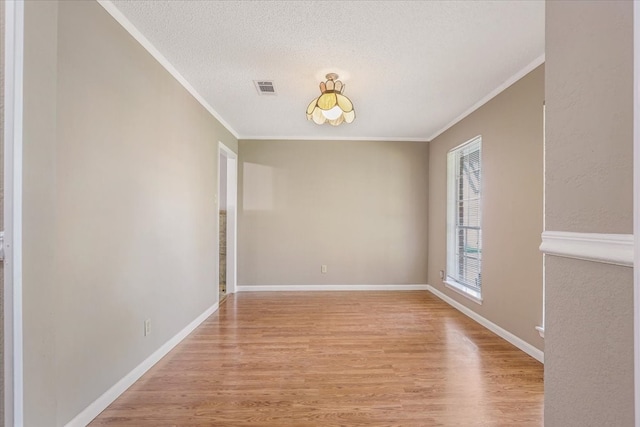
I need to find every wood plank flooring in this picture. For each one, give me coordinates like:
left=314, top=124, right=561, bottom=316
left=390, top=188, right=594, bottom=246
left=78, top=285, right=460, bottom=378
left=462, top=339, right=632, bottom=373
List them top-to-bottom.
left=91, top=291, right=543, bottom=426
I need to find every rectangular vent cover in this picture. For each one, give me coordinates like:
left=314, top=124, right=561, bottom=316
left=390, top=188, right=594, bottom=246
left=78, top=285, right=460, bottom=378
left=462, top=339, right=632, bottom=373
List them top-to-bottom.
left=254, top=80, right=276, bottom=95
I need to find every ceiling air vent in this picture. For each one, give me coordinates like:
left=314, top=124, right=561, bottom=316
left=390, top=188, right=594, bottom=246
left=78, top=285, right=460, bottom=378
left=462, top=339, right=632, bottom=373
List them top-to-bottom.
left=254, top=80, right=276, bottom=95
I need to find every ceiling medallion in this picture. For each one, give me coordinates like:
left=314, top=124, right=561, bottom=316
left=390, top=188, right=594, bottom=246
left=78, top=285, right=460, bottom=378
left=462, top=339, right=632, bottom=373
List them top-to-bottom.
left=306, top=73, right=356, bottom=126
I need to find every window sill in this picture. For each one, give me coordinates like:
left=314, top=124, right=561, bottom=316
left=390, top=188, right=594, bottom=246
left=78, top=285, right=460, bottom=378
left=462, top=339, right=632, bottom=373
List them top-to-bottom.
left=444, top=280, right=483, bottom=305
left=535, top=326, right=544, bottom=338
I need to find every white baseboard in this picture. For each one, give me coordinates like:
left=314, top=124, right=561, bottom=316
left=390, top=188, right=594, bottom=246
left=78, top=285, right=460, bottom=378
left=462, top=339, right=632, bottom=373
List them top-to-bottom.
left=64, top=283, right=541, bottom=425
left=236, top=284, right=429, bottom=292
left=427, top=285, right=544, bottom=363
left=65, top=302, right=219, bottom=427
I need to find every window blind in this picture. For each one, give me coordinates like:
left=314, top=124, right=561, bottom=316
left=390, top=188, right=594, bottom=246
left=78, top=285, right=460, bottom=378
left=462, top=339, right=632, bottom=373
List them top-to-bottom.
left=447, top=137, right=482, bottom=293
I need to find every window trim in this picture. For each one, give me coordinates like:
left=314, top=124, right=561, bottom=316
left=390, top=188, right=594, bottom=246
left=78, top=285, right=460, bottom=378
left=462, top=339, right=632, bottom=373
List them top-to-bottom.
left=446, top=135, right=483, bottom=304
left=444, top=280, right=483, bottom=304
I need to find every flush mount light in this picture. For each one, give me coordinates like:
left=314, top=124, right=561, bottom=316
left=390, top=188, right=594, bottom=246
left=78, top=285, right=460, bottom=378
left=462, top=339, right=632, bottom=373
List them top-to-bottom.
left=306, top=73, right=356, bottom=126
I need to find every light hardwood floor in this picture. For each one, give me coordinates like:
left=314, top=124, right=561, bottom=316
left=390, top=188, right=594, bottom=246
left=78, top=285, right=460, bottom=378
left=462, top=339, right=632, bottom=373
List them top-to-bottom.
left=91, top=291, right=543, bottom=426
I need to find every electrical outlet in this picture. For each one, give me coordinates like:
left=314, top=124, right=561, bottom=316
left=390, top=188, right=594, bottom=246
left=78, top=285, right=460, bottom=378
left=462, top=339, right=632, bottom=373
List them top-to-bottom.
left=321, top=264, right=328, bottom=273
left=439, top=270, right=445, bottom=279
left=144, top=319, right=151, bottom=336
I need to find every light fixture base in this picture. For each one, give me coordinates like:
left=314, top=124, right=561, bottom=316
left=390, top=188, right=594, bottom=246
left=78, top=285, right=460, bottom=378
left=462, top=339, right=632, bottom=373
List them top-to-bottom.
left=325, top=73, right=339, bottom=81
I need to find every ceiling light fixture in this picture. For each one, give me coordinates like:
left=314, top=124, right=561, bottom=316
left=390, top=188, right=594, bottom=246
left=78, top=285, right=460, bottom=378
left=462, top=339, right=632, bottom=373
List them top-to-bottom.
left=306, top=73, right=355, bottom=126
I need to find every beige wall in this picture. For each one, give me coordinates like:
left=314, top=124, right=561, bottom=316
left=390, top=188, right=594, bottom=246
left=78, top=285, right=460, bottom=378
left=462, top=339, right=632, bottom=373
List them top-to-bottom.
left=17, top=1, right=636, bottom=426
left=23, top=1, right=237, bottom=425
left=23, top=1, right=59, bottom=424
left=544, top=1, right=634, bottom=425
left=545, top=2, right=632, bottom=235
left=428, top=65, right=545, bottom=351
left=238, top=139, right=429, bottom=286
left=545, top=259, right=633, bottom=426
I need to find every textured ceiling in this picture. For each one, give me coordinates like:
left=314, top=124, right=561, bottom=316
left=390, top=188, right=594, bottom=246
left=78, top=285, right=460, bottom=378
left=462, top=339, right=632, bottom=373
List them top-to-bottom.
left=108, top=0, right=544, bottom=141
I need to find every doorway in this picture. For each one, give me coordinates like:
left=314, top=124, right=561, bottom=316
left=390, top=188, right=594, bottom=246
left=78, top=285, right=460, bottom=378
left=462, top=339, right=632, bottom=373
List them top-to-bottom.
left=218, top=143, right=237, bottom=302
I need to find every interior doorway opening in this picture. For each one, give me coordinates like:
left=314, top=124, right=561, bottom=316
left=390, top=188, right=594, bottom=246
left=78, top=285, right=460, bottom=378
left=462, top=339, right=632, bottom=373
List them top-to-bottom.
left=218, top=143, right=237, bottom=303
left=218, top=153, right=228, bottom=301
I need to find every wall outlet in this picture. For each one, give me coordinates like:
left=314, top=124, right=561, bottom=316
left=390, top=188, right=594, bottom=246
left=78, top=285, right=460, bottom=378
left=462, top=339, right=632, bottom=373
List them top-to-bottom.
left=321, top=264, right=328, bottom=273
left=439, top=270, right=445, bottom=279
left=144, top=319, right=151, bottom=336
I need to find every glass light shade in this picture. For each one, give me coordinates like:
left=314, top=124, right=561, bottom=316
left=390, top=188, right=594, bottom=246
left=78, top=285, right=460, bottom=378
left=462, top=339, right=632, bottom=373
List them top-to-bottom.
left=306, top=74, right=356, bottom=126
left=322, top=106, right=343, bottom=120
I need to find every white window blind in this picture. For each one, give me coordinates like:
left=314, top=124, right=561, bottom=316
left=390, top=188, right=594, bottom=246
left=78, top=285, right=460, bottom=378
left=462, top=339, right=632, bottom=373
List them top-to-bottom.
left=446, top=137, right=482, bottom=300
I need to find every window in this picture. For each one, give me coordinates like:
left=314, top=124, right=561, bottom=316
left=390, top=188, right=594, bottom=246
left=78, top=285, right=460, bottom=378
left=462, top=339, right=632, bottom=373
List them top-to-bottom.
left=446, top=136, right=482, bottom=303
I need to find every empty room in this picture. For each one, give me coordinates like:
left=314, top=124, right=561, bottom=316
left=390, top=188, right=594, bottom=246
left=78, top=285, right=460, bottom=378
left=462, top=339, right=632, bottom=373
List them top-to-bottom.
left=2, top=0, right=637, bottom=426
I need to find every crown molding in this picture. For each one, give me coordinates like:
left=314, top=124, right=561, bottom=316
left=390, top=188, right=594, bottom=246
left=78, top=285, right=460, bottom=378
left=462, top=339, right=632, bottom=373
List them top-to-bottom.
left=97, top=0, right=240, bottom=139
left=97, top=1, right=544, bottom=145
left=426, top=53, right=545, bottom=142
left=238, top=136, right=429, bottom=142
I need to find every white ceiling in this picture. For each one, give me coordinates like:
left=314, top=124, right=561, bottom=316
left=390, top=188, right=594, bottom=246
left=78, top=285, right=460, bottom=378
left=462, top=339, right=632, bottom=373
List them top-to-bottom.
left=108, top=1, right=544, bottom=141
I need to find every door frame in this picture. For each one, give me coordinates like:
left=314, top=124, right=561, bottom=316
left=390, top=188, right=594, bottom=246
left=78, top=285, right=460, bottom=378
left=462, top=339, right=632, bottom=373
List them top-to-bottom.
left=4, top=0, right=24, bottom=425
left=634, top=1, right=640, bottom=425
left=218, top=142, right=238, bottom=296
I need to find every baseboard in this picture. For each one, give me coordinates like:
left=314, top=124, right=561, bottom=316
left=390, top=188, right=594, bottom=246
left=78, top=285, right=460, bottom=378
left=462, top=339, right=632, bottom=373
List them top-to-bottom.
left=64, top=283, right=540, bottom=425
left=236, top=284, right=429, bottom=292
left=426, top=285, right=544, bottom=363
left=65, top=302, right=219, bottom=427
